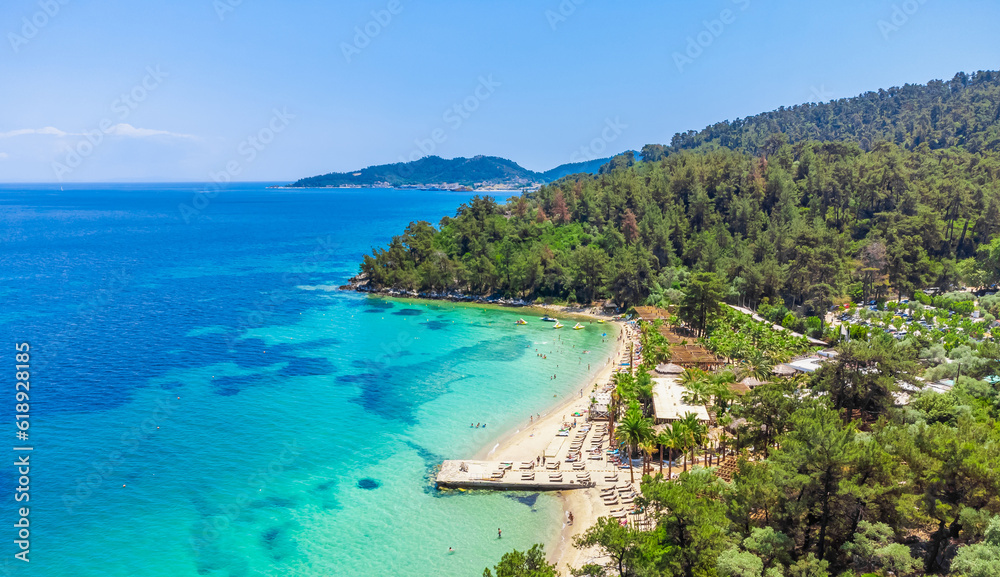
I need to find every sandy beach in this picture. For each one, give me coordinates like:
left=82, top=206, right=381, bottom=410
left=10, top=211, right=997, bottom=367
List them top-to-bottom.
left=483, top=310, right=636, bottom=574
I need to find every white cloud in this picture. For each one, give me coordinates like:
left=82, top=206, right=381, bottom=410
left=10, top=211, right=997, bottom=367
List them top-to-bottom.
left=104, top=123, right=196, bottom=139
left=0, top=124, right=196, bottom=140
left=0, top=126, right=68, bottom=138
left=0, top=152, right=8, bottom=160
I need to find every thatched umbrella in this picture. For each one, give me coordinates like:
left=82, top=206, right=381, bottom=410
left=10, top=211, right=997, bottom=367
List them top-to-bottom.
left=655, top=363, right=685, bottom=376
left=772, top=364, right=797, bottom=377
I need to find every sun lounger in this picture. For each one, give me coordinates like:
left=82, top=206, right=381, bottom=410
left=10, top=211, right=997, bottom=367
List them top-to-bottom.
left=521, top=473, right=534, bottom=481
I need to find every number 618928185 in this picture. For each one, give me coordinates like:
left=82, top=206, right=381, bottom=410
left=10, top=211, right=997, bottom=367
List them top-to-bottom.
left=16, top=343, right=29, bottom=427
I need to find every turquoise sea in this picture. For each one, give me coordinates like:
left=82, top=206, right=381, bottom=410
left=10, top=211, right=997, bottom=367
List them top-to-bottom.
left=0, top=184, right=617, bottom=576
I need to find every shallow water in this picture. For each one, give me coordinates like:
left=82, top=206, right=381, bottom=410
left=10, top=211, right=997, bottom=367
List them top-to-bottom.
left=0, top=183, right=617, bottom=576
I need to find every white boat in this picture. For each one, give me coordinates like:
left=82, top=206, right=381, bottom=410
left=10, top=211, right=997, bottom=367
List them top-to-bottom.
left=553, top=322, right=564, bottom=329
left=573, top=323, right=584, bottom=330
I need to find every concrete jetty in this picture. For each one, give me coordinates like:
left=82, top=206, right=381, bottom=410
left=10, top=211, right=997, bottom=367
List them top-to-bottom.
left=436, top=460, right=599, bottom=491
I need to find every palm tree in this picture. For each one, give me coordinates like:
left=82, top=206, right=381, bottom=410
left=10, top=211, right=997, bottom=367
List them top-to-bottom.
left=741, top=350, right=774, bottom=382
left=678, top=367, right=707, bottom=388
left=634, top=371, right=654, bottom=417
left=709, top=371, right=738, bottom=419
left=608, top=372, right=635, bottom=443
left=682, top=378, right=713, bottom=423
left=615, top=404, right=654, bottom=484
left=679, top=412, right=707, bottom=470
left=717, top=414, right=733, bottom=460
left=658, top=424, right=684, bottom=479
left=640, top=440, right=656, bottom=476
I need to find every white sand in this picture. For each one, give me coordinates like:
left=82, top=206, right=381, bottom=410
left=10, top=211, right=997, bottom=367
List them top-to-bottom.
left=485, top=312, right=640, bottom=574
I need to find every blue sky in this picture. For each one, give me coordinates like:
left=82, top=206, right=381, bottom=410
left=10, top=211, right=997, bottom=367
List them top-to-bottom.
left=1, top=0, right=998, bottom=182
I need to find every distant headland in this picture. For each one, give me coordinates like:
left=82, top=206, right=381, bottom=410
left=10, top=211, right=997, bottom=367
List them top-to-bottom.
left=283, top=154, right=621, bottom=190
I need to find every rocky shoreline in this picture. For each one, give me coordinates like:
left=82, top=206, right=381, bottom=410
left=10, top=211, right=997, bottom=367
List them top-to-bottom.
left=339, top=274, right=534, bottom=307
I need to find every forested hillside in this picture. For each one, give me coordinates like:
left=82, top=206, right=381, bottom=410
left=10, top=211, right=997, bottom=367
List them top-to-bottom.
left=640, top=70, right=1000, bottom=162
left=358, top=139, right=1000, bottom=316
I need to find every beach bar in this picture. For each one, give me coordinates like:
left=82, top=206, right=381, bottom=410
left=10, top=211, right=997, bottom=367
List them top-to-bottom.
left=651, top=377, right=710, bottom=424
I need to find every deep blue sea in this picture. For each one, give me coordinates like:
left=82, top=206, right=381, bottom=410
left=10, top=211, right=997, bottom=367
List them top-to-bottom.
left=0, top=183, right=615, bottom=576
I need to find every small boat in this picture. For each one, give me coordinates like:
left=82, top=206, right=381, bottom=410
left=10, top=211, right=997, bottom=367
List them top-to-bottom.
left=541, top=316, right=557, bottom=322
left=516, top=318, right=527, bottom=325
left=597, top=319, right=605, bottom=323
left=553, top=322, right=564, bottom=329
left=573, top=323, right=585, bottom=330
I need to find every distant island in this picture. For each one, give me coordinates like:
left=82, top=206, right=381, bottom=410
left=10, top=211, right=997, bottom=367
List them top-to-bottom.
left=286, top=154, right=614, bottom=190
